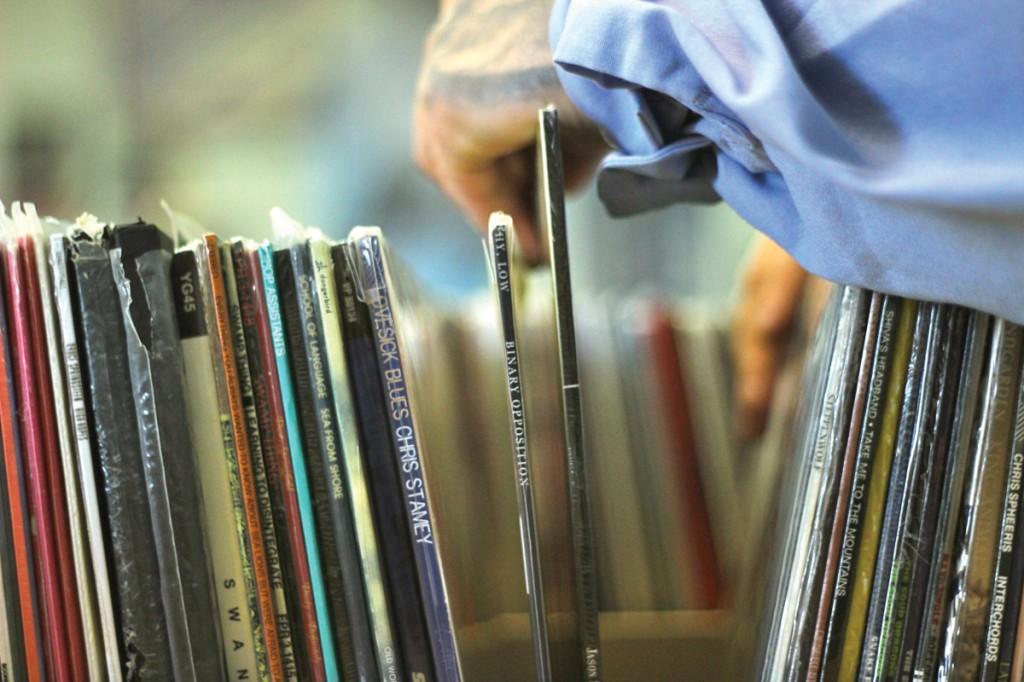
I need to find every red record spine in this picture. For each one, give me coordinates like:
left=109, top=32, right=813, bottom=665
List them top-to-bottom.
left=21, top=237, right=88, bottom=679
left=4, top=243, right=72, bottom=682
left=0, top=249, right=44, bottom=682
left=246, top=249, right=327, bottom=682
left=647, top=305, right=721, bottom=609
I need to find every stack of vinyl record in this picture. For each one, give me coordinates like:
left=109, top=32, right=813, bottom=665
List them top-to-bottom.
left=0, top=106, right=779, bottom=682
left=0, top=108, right=643, bottom=682
left=758, top=285, right=1024, bottom=681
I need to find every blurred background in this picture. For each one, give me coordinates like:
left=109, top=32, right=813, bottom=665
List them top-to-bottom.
left=0, top=0, right=755, bottom=301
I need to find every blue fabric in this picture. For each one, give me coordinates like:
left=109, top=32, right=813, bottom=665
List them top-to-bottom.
left=550, top=0, right=1024, bottom=322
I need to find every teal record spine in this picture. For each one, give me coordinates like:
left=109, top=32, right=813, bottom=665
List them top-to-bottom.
left=258, top=243, right=340, bottom=680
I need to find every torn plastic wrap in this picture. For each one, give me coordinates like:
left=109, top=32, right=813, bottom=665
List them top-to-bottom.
left=108, top=223, right=224, bottom=682
left=69, top=233, right=173, bottom=680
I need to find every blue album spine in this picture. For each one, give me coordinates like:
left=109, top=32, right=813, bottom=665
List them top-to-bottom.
left=350, top=232, right=462, bottom=682
left=258, top=244, right=340, bottom=681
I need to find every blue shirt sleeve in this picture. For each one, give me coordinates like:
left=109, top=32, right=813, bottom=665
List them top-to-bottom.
left=550, top=0, right=1024, bottom=323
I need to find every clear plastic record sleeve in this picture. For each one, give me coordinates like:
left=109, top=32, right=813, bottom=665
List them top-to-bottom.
left=485, top=212, right=552, bottom=681
left=108, top=222, right=224, bottom=681
left=346, top=227, right=464, bottom=681
left=69, top=232, right=174, bottom=679
left=757, top=284, right=844, bottom=681
left=763, top=285, right=866, bottom=681
left=786, top=286, right=868, bottom=681
left=804, top=291, right=886, bottom=680
left=816, top=294, right=906, bottom=681
left=860, top=301, right=933, bottom=675
left=893, top=307, right=969, bottom=680
left=912, top=311, right=990, bottom=680
left=941, top=318, right=1022, bottom=681
left=980, top=320, right=1024, bottom=681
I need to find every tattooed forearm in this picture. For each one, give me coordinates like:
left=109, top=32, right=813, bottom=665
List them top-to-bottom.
left=418, top=0, right=559, bottom=105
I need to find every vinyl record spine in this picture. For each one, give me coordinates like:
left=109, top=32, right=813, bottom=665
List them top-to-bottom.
left=538, top=106, right=602, bottom=681
left=486, top=216, right=552, bottom=681
left=109, top=225, right=224, bottom=681
left=33, top=228, right=108, bottom=682
left=347, top=230, right=463, bottom=681
left=47, top=234, right=122, bottom=682
left=69, top=234, right=174, bottom=679
left=203, top=235, right=287, bottom=682
left=5, top=237, right=79, bottom=682
left=310, top=239, right=402, bottom=681
left=221, top=242, right=299, bottom=681
left=287, top=242, right=378, bottom=681
left=333, top=242, right=436, bottom=682
left=238, top=244, right=328, bottom=682
left=258, top=244, right=340, bottom=681
left=173, top=246, right=263, bottom=682
left=275, top=247, right=359, bottom=682
left=0, top=250, right=32, bottom=682
left=768, top=286, right=865, bottom=681
left=786, top=288, right=868, bottom=682
left=807, top=292, right=887, bottom=680
left=857, top=304, right=932, bottom=681
left=871, top=305, right=951, bottom=681
left=893, top=307, right=969, bottom=680
left=911, top=312, right=990, bottom=680
left=940, top=318, right=1022, bottom=681
left=980, top=336, right=1024, bottom=681
left=0, top=404, right=18, bottom=680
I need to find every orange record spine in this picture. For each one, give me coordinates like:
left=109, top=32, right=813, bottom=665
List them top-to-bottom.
left=204, top=236, right=285, bottom=682
left=0, top=250, right=44, bottom=682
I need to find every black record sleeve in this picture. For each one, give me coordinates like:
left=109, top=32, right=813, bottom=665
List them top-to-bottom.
left=108, top=222, right=224, bottom=682
left=69, top=233, right=174, bottom=679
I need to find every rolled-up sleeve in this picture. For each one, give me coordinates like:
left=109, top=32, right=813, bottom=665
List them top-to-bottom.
left=550, top=0, right=1024, bottom=322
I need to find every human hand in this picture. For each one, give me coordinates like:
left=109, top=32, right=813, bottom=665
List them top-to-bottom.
left=413, top=0, right=608, bottom=262
left=732, top=235, right=819, bottom=441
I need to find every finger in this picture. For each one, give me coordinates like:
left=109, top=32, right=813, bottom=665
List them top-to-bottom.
left=435, top=150, right=543, bottom=264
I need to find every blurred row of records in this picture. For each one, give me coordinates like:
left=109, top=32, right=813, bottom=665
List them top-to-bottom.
left=0, top=108, right=772, bottom=682
left=758, top=285, right=1024, bottom=681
